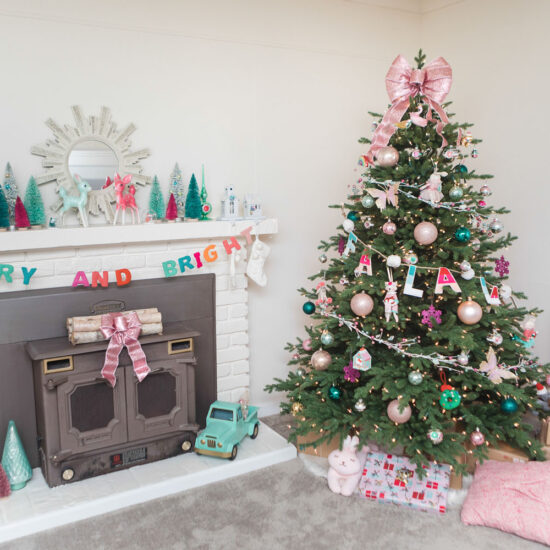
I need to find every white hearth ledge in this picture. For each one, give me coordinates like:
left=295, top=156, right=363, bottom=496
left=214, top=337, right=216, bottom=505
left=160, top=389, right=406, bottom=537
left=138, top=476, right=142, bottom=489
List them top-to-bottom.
left=0, top=218, right=278, bottom=253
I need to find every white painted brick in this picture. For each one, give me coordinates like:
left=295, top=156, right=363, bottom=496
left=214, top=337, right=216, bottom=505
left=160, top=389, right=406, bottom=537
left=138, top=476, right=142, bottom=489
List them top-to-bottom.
left=125, top=242, right=168, bottom=254
left=79, top=245, right=123, bottom=257
left=26, top=248, right=76, bottom=260
left=145, top=251, right=181, bottom=267
left=0, top=252, right=25, bottom=263
left=102, top=255, right=146, bottom=270
left=54, top=257, right=104, bottom=275
left=10, top=261, right=55, bottom=278
left=208, top=261, right=231, bottom=275
left=130, top=267, right=166, bottom=280
left=29, top=274, right=76, bottom=290
left=215, top=277, right=229, bottom=291
left=0, top=280, right=27, bottom=292
left=217, top=290, right=248, bottom=306
left=230, top=303, right=248, bottom=318
left=216, top=306, right=229, bottom=321
left=217, top=318, right=248, bottom=335
left=231, top=332, right=249, bottom=346
left=216, top=335, right=230, bottom=350
left=217, top=346, right=249, bottom=364
left=231, top=360, right=250, bottom=375
left=216, top=363, right=232, bottom=378
left=217, top=373, right=250, bottom=392
left=230, top=388, right=249, bottom=402
left=217, top=391, right=232, bottom=402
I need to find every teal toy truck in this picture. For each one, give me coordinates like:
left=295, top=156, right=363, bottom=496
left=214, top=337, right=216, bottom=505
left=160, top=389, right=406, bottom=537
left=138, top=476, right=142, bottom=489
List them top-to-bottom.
left=194, top=401, right=259, bottom=460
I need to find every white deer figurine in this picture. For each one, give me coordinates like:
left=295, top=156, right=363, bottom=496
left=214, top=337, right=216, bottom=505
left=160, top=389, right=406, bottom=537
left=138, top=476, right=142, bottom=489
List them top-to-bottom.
left=58, top=174, right=91, bottom=227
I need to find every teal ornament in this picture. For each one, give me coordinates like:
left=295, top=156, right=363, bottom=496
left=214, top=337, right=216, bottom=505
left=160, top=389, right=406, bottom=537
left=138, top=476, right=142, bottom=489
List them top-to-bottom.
left=455, top=164, right=468, bottom=174
left=448, top=186, right=463, bottom=201
left=361, top=195, right=375, bottom=208
left=347, top=211, right=360, bottom=222
left=455, top=227, right=471, bottom=242
left=302, top=301, right=316, bottom=315
left=320, top=331, right=334, bottom=345
left=408, top=371, right=423, bottom=386
left=328, top=386, right=341, bottom=400
left=440, top=387, right=461, bottom=410
left=501, top=397, right=518, bottom=414
left=2, top=420, right=32, bottom=490
left=427, top=429, right=444, bottom=445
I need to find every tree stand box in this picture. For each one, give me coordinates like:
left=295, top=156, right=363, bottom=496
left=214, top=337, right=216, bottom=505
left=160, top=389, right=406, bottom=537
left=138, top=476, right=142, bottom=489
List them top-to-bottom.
left=295, top=432, right=340, bottom=458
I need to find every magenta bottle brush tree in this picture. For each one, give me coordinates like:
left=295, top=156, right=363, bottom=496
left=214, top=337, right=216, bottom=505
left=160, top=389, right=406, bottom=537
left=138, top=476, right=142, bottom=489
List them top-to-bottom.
left=165, top=192, right=178, bottom=221
left=14, top=196, right=30, bottom=229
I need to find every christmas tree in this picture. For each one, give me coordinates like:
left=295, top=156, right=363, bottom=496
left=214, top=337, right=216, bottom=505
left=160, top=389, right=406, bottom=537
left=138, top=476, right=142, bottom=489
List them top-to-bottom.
left=266, top=51, right=549, bottom=475
left=2, top=163, right=19, bottom=223
left=170, top=163, right=186, bottom=218
left=185, top=174, right=202, bottom=219
left=148, top=175, right=165, bottom=220
left=23, top=176, right=46, bottom=226
left=0, top=187, right=10, bottom=229
left=165, top=192, right=177, bottom=220
left=14, top=197, right=30, bottom=229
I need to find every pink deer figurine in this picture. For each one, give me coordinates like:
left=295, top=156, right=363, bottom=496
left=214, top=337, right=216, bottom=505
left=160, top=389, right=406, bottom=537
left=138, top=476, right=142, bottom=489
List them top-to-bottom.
left=113, top=174, right=140, bottom=225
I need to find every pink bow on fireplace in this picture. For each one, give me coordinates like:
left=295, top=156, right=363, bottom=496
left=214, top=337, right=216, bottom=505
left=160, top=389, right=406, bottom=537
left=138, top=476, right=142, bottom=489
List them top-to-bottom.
left=100, top=312, right=150, bottom=387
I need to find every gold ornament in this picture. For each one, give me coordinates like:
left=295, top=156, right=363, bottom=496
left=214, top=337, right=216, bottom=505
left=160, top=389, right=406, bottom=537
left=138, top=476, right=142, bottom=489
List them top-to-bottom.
left=291, top=402, right=303, bottom=415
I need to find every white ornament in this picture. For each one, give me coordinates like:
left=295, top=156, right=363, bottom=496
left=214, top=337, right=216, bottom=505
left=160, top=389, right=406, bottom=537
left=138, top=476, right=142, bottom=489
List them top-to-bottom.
left=343, top=219, right=355, bottom=233
left=246, top=236, right=270, bottom=286
left=386, top=255, right=402, bottom=268
left=461, top=268, right=476, bottom=280
left=500, top=284, right=512, bottom=301
left=457, top=351, right=469, bottom=366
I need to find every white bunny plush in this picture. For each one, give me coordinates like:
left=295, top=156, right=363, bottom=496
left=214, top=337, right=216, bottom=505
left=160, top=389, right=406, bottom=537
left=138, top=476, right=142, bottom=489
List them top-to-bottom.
left=327, top=435, right=368, bottom=496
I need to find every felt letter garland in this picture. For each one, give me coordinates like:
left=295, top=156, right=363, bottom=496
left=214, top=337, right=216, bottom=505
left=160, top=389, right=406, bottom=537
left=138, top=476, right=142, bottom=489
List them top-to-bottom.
left=403, top=265, right=424, bottom=298
left=434, top=267, right=461, bottom=294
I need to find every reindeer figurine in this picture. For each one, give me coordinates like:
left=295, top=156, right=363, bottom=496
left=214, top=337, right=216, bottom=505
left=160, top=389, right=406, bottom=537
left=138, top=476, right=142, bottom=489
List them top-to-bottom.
left=113, top=173, right=140, bottom=225
left=58, top=174, right=91, bottom=227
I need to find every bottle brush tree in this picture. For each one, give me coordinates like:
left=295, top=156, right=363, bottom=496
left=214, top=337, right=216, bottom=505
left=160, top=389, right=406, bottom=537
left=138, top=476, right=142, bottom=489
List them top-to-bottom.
left=266, top=50, right=549, bottom=476
left=185, top=174, right=202, bottom=219
left=148, top=175, right=165, bottom=220
left=24, top=176, right=46, bottom=226
left=0, top=187, right=10, bottom=229
left=165, top=192, right=178, bottom=220
left=14, top=196, right=30, bottom=229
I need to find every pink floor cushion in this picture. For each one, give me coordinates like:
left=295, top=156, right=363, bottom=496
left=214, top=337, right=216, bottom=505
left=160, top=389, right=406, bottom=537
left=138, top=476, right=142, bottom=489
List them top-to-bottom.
left=461, top=459, right=550, bottom=545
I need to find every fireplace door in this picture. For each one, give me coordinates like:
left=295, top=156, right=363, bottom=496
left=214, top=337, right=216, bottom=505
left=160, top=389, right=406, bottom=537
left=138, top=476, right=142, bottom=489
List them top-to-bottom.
left=126, top=359, right=195, bottom=441
left=58, top=370, right=127, bottom=454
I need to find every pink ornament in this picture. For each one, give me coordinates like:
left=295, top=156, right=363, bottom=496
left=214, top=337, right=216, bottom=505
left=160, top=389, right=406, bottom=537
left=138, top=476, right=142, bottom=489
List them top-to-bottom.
left=478, top=200, right=486, bottom=207
left=383, top=221, right=397, bottom=235
left=414, top=221, right=438, bottom=245
left=350, top=292, right=374, bottom=317
left=457, top=300, right=483, bottom=325
left=303, top=338, right=312, bottom=351
left=311, top=349, right=332, bottom=371
left=292, top=353, right=299, bottom=360
left=387, top=399, right=412, bottom=424
left=470, top=429, right=485, bottom=447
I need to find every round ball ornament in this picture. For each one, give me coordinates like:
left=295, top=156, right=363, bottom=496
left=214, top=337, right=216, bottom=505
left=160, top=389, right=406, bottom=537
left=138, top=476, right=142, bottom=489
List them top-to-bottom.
left=376, top=146, right=399, bottom=167
left=455, top=164, right=468, bottom=174
left=480, top=185, right=492, bottom=196
left=449, top=186, right=464, bottom=201
left=361, top=195, right=375, bottom=209
left=347, top=211, right=360, bottom=222
left=364, top=217, right=374, bottom=230
left=490, top=218, right=503, bottom=233
left=342, top=219, right=355, bottom=233
left=382, top=220, right=397, bottom=235
left=414, top=221, right=438, bottom=245
left=455, top=227, right=471, bottom=242
left=471, top=238, right=481, bottom=251
left=404, top=251, right=418, bottom=265
left=319, top=253, right=328, bottom=264
left=386, top=255, right=402, bottom=268
left=460, top=260, right=471, bottom=271
left=462, top=268, right=475, bottom=280
left=350, top=292, right=374, bottom=317
left=457, top=300, right=483, bottom=325
left=303, top=301, right=316, bottom=315
left=320, top=331, right=334, bottom=346
left=302, top=338, right=312, bottom=351
left=311, top=349, right=332, bottom=371
left=457, top=351, right=469, bottom=366
left=295, top=367, right=305, bottom=377
left=408, top=371, right=423, bottom=386
left=440, top=384, right=461, bottom=410
left=328, top=386, right=341, bottom=400
left=501, top=397, right=518, bottom=414
left=354, top=398, right=366, bottom=412
left=387, top=399, right=412, bottom=424
left=291, top=402, right=303, bottom=415
left=428, top=429, right=444, bottom=445
left=470, top=429, right=485, bottom=447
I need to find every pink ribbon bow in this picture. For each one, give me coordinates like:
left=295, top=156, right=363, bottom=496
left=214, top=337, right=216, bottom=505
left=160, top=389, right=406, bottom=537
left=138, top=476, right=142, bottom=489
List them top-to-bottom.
left=366, top=55, right=452, bottom=164
left=367, top=182, right=400, bottom=211
left=100, top=312, right=150, bottom=387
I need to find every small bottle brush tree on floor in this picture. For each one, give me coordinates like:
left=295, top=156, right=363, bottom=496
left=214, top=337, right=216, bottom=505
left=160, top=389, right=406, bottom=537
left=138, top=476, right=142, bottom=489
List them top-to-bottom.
left=266, top=50, right=549, bottom=476
left=185, top=174, right=202, bottom=220
left=148, top=175, right=165, bottom=220
left=24, top=176, right=46, bottom=226
left=0, top=187, right=10, bottom=229
left=14, top=196, right=30, bottom=229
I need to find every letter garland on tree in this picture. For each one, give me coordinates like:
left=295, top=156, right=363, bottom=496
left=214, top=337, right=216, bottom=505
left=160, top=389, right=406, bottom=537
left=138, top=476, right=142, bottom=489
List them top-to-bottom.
left=266, top=50, right=549, bottom=478
left=2, top=163, right=19, bottom=223
left=170, top=163, right=186, bottom=218
left=185, top=174, right=202, bottom=220
left=148, top=175, right=165, bottom=220
left=23, top=176, right=46, bottom=226
left=0, top=187, right=10, bottom=230
left=165, top=192, right=178, bottom=221
left=14, top=196, right=30, bottom=229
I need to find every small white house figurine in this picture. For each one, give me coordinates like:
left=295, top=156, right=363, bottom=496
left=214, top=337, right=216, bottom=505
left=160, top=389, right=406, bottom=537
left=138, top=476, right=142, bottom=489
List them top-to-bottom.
left=220, top=185, right=241, bottom=220
left=243, top=194, right=264, bottom=220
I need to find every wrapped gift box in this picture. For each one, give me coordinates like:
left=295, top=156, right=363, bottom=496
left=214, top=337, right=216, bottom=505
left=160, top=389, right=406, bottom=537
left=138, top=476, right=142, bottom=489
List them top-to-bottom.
left=358, top=452, right=450, bottom=514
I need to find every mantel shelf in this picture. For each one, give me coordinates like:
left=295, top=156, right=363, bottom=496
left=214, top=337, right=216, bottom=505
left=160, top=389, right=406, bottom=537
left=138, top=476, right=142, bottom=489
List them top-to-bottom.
left=0, top=218, right=278, bottom=254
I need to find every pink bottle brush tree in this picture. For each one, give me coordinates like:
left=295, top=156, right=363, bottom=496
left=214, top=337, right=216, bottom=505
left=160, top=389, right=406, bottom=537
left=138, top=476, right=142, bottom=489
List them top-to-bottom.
left=165, top=192, right=178, bottom=221
left=14, top=196, right=30, bottom=229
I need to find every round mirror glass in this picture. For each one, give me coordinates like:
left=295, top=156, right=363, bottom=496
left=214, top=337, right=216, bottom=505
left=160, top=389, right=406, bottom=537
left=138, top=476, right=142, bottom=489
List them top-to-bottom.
left=68, top=140, right=119, bottom=190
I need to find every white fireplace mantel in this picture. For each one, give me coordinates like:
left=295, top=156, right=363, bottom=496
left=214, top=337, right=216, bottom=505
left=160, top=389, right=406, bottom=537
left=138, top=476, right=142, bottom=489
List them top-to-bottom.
left=0, top=218, right=278, bottom=253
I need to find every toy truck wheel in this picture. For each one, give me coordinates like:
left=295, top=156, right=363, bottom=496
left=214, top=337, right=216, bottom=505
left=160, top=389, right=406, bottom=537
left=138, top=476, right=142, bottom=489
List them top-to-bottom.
left=250, top=423, right=259, bottom=439
left=229, top=445, right=238, bottom=460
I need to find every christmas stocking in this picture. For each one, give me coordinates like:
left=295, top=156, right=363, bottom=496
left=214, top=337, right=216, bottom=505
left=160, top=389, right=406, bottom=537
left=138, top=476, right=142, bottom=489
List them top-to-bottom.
left=246, top=236, right=270, bottom=286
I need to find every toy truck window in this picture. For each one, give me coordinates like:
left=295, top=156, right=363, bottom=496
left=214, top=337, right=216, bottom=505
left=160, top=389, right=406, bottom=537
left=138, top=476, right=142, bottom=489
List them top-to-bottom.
left=210, top=408, right=233, bottom=421
left=237, top=408, right=242, bottom=421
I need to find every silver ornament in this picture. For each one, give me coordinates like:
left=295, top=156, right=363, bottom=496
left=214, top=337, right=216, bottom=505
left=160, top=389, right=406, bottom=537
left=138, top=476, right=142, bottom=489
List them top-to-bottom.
left=376, top=146, right=399, bottom=167
left=480, top=185, right=492, bottom=196
left=449, top=186, right=464, bottom=201
left=361, top=195, right=375, bottom=208
left=364, top=217, right=374, bottom=229
left=490, top=218, right=503, bottom=233
left=343, top=219, right=355, bottom=233
left=471, top=238, right=481, bottom=251
left=319, top=253, right=328, bottom=263
left=460, top=260, right=471, bottom=271
left=339, top=276, right=349, bottom=286
left=320, top=331, right=334, bottom=345
left=457, top=351, right=469, bottom=366
left=296, top=368, right=305, bottom=376
left=408, top=371, right=423, bottom=385
left=355, top=398, right=366, bottom=412
left=427, top=429, right=444, bottom=445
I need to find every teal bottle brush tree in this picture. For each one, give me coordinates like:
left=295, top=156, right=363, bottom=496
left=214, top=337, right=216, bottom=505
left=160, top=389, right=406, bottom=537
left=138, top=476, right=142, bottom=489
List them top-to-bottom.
left=266, top=50, right=549, bottom=477
left=185, top=174, right=202, bottom=220
left=148, top=175, right=165, bottom=221
left=24, top=176, right=46, bottom=226
left=0, top=187, right=10, bottom=230
left=2, top=420, right=32, bottom=490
